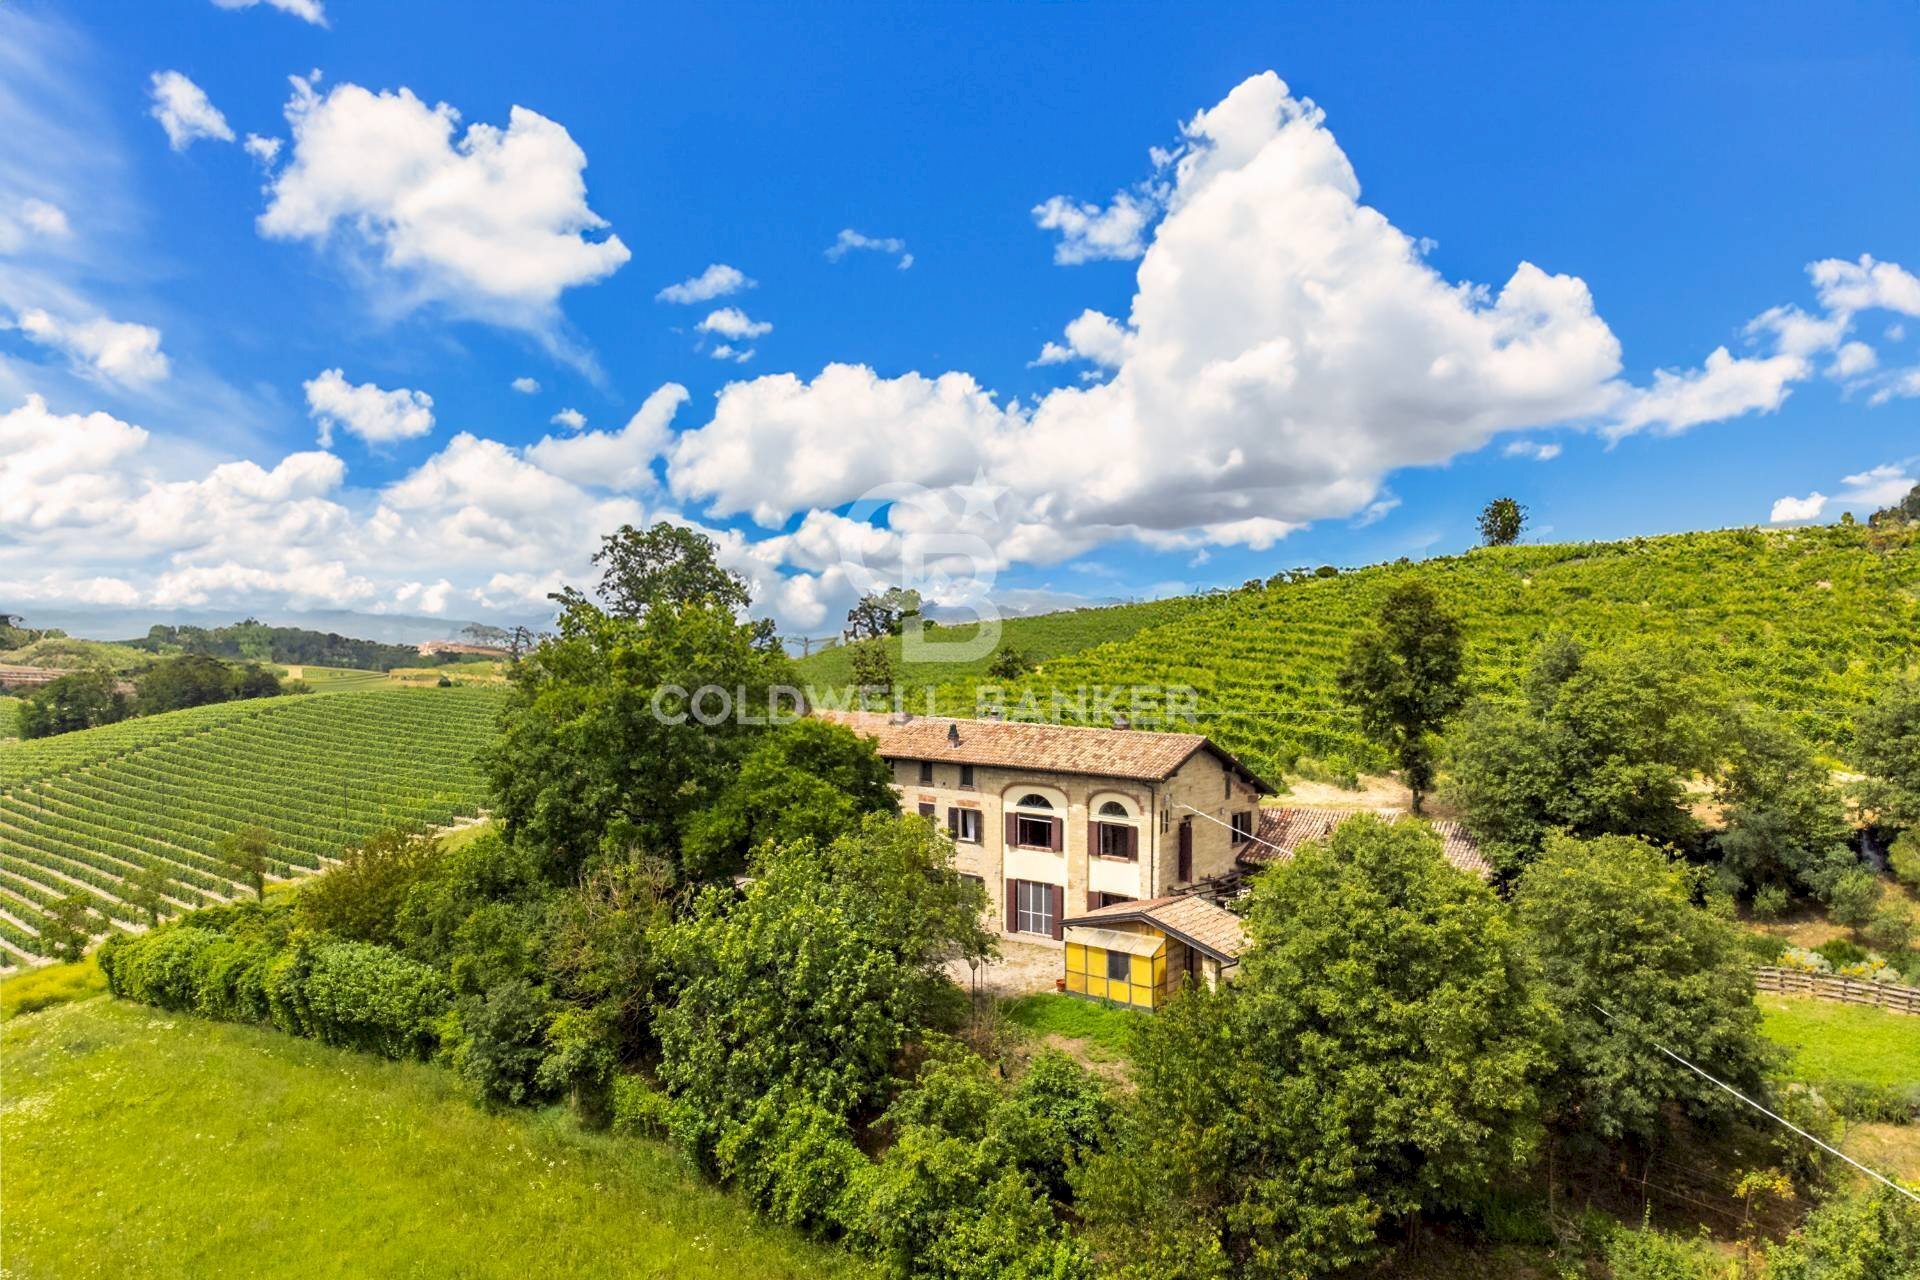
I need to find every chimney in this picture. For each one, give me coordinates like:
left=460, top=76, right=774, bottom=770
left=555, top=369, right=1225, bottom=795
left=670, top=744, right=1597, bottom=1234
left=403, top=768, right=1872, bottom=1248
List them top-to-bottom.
left=889, top=709, right=914, bottom=726
left=1112, top=714, right=1131, bottom=730
left=947, top=722, right=961, bottom=745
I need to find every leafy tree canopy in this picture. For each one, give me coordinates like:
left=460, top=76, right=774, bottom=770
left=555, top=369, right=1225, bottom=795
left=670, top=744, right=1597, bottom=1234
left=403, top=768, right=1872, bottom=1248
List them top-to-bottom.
left=1477, top=496, right=1528, bottom=546
left=590, top=521, right=751, bottom=619
left=1335, top=580, right=1467, bottom=811
left=486, top=587, right=792, bottom=883
left=846, top=587, right=924, bottom=641
left=1445, top=635, right=1726, bottom=874
left=17, top=669, right=129, bottom=739
left=1856, top=675, right=1920, bottom=831
left=1714, top=706, right=1855, bottom=899
left=681, top=717, right=898, bottom=880
left=651, top=812, right=992, bottom=1165
left=1080, top=816, right=1554, bottom=1278
left=1512, top=833, right=1770, bottom=1143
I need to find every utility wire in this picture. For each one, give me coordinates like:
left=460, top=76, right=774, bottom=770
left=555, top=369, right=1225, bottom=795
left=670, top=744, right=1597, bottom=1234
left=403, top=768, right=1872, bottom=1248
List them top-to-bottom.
left=1173, top=802, right=1292, bottom=860
left=1588, top=1001, right=1919, bottom=1205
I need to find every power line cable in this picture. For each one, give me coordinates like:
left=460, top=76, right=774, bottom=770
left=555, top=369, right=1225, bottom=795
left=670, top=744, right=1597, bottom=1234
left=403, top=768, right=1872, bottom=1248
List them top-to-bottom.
left=1588, top=1000, right=1919, bottom=1206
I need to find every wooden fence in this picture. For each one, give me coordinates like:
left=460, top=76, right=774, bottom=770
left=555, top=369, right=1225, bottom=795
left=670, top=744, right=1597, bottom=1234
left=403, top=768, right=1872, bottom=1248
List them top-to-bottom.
left=1754, top=966, right=1920, bottom=1015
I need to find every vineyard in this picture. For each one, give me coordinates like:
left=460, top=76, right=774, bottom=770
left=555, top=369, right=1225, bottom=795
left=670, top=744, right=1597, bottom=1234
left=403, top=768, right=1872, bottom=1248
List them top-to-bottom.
left=883, top=525, right=1919, bottom=783
left=0, top=688, right=505, bottom=970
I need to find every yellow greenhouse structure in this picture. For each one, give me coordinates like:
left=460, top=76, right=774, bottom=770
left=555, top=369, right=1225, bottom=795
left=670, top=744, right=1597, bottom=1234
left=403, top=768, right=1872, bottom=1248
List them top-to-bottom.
left=1060, top=895, right=1247, bottom=1011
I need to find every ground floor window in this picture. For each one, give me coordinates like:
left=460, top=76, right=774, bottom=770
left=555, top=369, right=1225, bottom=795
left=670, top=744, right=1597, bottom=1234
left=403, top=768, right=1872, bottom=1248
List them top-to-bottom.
left=959, top=872, right=985, bottom=897
left=1014, top=880, right=1056, bottom=936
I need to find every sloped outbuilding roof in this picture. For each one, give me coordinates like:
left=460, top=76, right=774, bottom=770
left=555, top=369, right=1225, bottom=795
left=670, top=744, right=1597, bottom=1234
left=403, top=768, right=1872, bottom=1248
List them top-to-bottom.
left=1242, top=807, right=1493, bottom=880
left=1061, top=894, right=1249, bottom=964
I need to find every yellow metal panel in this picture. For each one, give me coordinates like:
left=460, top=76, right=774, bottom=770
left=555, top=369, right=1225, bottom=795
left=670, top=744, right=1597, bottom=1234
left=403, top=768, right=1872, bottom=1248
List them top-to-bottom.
left=1066, top=943, right=1086, bottom=974
left=1130, top=954, right=1152, bottom=985
left=1066, top=971, right=1087, bottom=994
left=1087, top=976, right=1108, bottom=1000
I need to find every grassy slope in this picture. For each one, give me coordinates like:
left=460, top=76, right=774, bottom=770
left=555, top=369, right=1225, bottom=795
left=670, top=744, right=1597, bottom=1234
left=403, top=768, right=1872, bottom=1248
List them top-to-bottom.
left=871, top=525, right=1917, bottom=783
left=792, top=595, right=1212, bottom=694
left=0, top=635, right=152, bottom=672
left=1759, top=995, right=1920, bottom=1088
left=0, top=998, right=865, bottom=1280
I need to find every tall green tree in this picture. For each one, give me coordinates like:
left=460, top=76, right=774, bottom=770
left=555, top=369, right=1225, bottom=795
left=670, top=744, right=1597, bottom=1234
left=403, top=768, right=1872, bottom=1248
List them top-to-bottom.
left=1477, top=496, right=1528, bottom=546
left=590, top=521, right=751, bottom=618
left=1335, top=580, right=1467, bottom=812
left=487, top=587, right=793, bottom=883
left=845, top=588, right=924, bottom=641
left=1445, top=635, right=1726, bottom=874
left=847, top=638, right=895, bottom=708
left=17, top=669, right=129, bottom=739
left=1856, top=675, right=1920, bottom=832
left=1715, top=707, right=1855, bottom=899
left=681, top=717, right=899, bottom=879
left=652, top=812, right=992, bottom=1166
left=1078, top=816, right=1554, bottom=1278
left=217, top=825, right=272, bottom=900
left=1512, top=833, right=1769, bottom=1143
left=121, top=862, right=176, bottom=928
left=39, top=892, right=103, bottom=962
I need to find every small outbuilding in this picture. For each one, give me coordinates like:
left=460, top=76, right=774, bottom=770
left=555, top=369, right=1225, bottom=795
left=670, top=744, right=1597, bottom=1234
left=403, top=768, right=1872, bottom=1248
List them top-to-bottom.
left=1059, top=894, right=1248, bottom=1010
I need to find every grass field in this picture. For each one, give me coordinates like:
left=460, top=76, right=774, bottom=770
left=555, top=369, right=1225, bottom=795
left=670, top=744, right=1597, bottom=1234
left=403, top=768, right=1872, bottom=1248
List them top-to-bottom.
left=832, top=525, right=1918, bottom=783
left=279, top=664, right=391, bottom=692
left=0, top=687, right=505, bottom=967
left=1002, top=992, right=1146, bottom=1059
left=1759, top=995, right=1920, bottom=1088
left=0, top=997, right=866, bottom=1280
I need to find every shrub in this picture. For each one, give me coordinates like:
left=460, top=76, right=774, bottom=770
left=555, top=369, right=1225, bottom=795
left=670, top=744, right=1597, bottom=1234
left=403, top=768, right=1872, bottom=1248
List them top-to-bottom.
left=297, top=828, right=444, bottom=948
left=1892, top=829, right=1920, bottom=892
left=1825, top=868, right=1884, bottom=931
left=1752, top=883, right=1791, bottom=921
left=1868, top=902, right=1917, bottom=955
left=99, top=927, right=224, bottom=1010
left=294, top=938, right=452, bottom=1060
left=1815, top=938, right=1870, bottom=968
left=1779, top=945, right=1832, bottom=974
left=452, top=978, right=555, bottom=1106
left=609, top=1074, right=674, bottom=1138
left=711, top=1089, right=865, bottom=1234
left=1767, top=1183, right=1920, bottom=1279
left=1605, top=1223, right=1737, bottom=1279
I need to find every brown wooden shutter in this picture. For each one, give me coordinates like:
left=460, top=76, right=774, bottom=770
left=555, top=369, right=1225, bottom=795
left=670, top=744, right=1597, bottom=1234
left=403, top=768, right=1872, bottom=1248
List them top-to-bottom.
left=917, top=802, right=935, bottom=819
left=947, top=807, right=959, bottom=835
left=1006, top=813, right=1019, bottom=846
left=1049, top=817, right=1062, bottom=852
left=1087, top=820, right=1097, bottom=857
left=1177, top=820, right=1193, bottom=881
left=1127, top=826, right=1139, bottom=859
left=1005, top=880, right=1018, bottom=933
left=1048, top=884, right=1064, bottom=940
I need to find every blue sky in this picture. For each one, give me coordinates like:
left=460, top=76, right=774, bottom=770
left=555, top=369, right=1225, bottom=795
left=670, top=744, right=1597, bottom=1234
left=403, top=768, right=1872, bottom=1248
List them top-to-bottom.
left=1, top=0, right=1916, bottom=637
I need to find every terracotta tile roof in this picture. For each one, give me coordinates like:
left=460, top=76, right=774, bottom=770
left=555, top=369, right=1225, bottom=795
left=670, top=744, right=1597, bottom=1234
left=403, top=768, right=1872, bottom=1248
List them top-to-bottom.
left=813, top=709, right=1273, bottom=792
left=1242, top=807, right=1493, bottom=880
left=1062, top=894, right=1249, bottom=964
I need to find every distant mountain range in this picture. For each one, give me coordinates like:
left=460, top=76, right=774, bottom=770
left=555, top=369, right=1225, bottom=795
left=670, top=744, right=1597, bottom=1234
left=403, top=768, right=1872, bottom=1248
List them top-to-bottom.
left=13, top=606, right=551, bottom=647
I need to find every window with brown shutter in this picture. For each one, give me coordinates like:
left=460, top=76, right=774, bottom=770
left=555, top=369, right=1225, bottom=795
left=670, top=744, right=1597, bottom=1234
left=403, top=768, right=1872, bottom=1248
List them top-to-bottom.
left=918, top=802, right=936, bottom=819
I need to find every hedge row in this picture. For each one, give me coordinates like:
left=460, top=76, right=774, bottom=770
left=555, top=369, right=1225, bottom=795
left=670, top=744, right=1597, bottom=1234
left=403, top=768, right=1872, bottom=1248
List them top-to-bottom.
left=99, top=925, right=449, bottom=1061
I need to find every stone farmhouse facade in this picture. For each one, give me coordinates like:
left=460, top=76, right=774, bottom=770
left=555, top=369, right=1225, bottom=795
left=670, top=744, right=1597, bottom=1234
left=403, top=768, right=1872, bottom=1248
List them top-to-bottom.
left=813, top=710, right=1274, bottom=945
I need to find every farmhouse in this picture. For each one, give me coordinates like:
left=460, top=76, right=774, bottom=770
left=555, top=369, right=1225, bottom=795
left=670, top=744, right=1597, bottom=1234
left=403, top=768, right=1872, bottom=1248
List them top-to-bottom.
left=814, top=710, right=1274, bottom=944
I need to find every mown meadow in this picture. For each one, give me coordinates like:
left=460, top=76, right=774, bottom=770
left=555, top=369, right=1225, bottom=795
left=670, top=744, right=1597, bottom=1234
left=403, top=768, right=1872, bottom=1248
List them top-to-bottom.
left=0, top=996, right=865, bottom=1280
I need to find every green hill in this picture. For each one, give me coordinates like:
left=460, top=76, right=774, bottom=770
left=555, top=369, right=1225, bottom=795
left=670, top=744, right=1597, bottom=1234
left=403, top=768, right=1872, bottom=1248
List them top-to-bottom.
left=865, top=524, right=1919, bottom=784
left=792, top=594, right=1210, bottom=691
left=0, top=687, right=505, bottom=968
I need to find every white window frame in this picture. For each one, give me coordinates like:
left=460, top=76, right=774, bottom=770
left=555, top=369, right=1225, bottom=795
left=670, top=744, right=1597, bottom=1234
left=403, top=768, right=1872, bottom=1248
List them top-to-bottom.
left=953, top=809, right=982, bottom=843
left=1015, top=880, right=1054, bottom=936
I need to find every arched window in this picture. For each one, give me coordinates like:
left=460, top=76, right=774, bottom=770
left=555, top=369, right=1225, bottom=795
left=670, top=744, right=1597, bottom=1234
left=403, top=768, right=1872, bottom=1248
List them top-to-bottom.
left=1015, top=793, right=1053, bottom=810
left=1092, top=799, right=1139, bottom=861
left=1097, top=800, right=1129, bottom=817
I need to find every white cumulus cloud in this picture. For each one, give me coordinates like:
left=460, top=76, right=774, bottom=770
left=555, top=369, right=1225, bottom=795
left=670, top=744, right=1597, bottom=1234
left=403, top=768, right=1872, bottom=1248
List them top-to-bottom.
left=210, top=0, right=327, bottom=24
left=149, top=70, right=234, bottom=151
left=259, top=76, right=630, bottom=342
left=1032, top=191, right=1157, bottom=265
left=826, top=229, right=912, bottom=269
left=656, top=263, right=753, bottom=304
left=697, top=307, right=772, bottom=340
left=7, top=309, right=170, bottom=384
left=1607, top=348, right=1806, bottom=440
left=303, top=368, right=435, bottom=446
left=511, top=376, right=540, bottom=394
left=526, top=383, right=686, bottom=491
left=550, top=407, right=585, bottom=430
left=1503, top=439, right=1563, bottom=461
left=1769, top=492, right=1827, bottom=523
